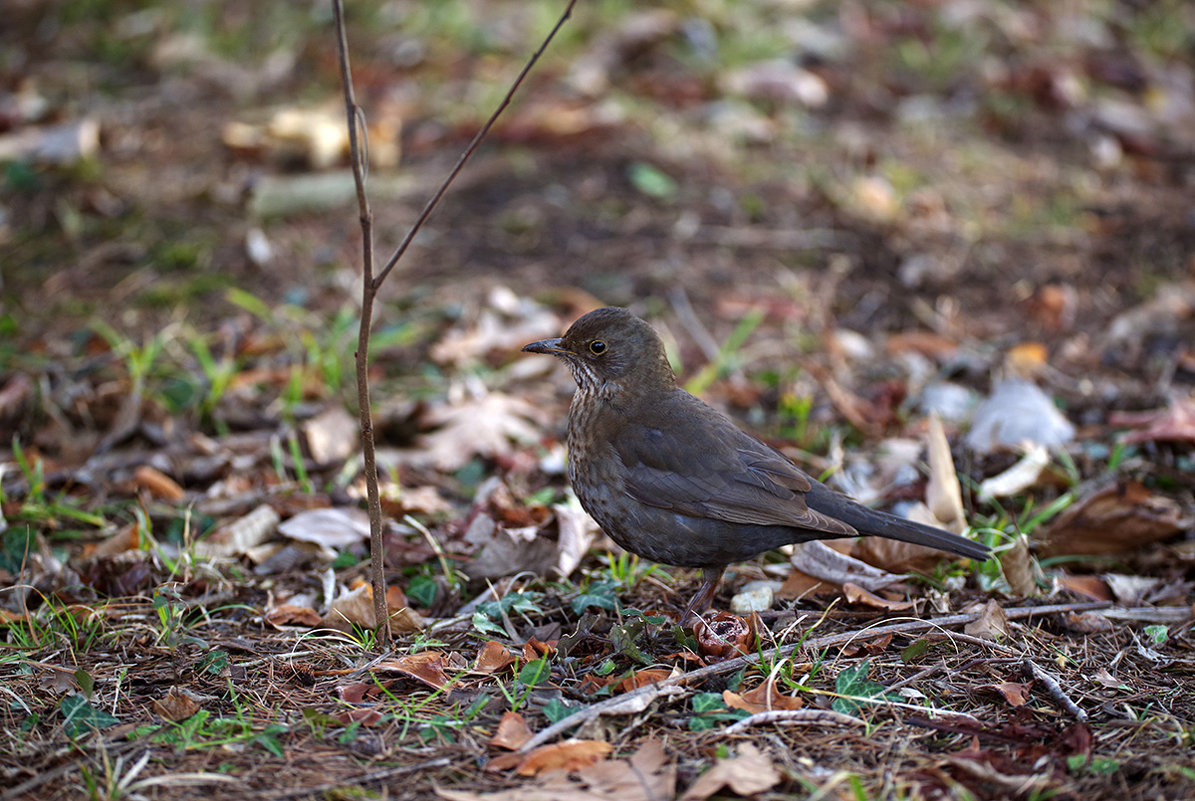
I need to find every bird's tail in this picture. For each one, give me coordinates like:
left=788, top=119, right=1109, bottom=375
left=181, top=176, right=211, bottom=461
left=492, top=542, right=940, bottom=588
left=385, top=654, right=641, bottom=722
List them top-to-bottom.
left=805, top=482, right=991, bottom=561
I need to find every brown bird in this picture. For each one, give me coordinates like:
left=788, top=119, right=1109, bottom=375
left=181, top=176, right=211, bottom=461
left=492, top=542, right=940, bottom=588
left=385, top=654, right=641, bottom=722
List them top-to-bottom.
left=523, top=307, right=990, bottom=622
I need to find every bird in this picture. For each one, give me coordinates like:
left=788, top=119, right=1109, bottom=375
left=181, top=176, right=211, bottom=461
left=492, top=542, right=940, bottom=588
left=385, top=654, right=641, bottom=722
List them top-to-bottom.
left=523, top=307, right=991, bottom=622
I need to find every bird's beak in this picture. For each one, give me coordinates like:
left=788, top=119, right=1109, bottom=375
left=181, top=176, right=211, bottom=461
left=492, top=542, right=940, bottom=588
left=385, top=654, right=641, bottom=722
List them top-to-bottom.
left=522, top=337, right=572, bottom=355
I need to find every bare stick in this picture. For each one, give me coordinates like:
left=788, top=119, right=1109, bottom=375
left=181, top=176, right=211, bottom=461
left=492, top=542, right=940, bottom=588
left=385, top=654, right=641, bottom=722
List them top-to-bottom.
left=331, top=0, right=578, bottom=650
left=333, top=0, right=389, bottom=649
left=373, top=0, right=579, bottom=288
left=1022, top=658, right=1087, bottom=721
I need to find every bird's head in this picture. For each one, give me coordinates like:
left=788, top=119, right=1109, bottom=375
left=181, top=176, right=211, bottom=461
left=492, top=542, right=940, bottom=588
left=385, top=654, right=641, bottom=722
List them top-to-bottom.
left=522, top=307, right=676, bottom=396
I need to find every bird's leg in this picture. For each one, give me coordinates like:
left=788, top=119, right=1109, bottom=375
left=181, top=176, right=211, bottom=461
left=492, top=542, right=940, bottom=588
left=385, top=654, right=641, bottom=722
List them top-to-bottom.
left=680, top=567, right=725, bottom=624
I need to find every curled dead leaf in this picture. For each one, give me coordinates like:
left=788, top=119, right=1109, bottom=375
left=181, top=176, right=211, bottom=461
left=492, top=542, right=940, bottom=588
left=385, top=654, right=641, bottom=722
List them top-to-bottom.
left=133, top=465, right=184, bottom=501
left=1038, top=482, right=1186, bottom=557
left=842, top=582, right=913, bottom=611
left=964, top=600, right=1009, bottom=640
left=474, top=641, right=517, bottom=674
left=374, top=651, right=455, bottom=691
left=723, top=676, right=803, bottom=714
left=982, top=681, right=1032, bottom=707
left=152, top=686, right=201, bottom=721
left=489, top=711, right=534, bottom=751
left=513, top=739, right=614, bottom=776
left=679, top=743, right=780, bottom=801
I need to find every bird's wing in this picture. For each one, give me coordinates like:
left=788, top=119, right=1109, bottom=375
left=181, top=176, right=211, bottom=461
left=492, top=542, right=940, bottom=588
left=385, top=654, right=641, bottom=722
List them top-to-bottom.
left=611, top=394, right=857, bottom=537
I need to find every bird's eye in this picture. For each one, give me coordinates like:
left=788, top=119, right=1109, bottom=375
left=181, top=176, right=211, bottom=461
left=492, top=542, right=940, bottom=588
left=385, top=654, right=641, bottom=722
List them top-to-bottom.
left=589, top=340, right=607, bottom=355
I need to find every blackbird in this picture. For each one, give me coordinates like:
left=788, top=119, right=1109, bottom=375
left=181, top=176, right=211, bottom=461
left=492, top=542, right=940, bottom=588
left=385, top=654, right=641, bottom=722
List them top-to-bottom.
left=523, top=307, right=990, bottom=621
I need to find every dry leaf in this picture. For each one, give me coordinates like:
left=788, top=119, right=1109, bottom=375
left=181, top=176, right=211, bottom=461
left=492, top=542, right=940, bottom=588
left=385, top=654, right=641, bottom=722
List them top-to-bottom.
left=1005, top=342, right=1049, bottom=374
left=416, top=391, right=546, bottom=472
left=1110, top=395, right=1195, bottom=444
left=302, top=405, right=359, bottom=465
left=924, top=412, right=966, bottom=532
left=133, top=465, right=184, bottom=501
left=1038, top=482, right=1186, bottom=557
left=552, top=496, right=601, bottom=579
left=195, top=504, right=280, bottom=558
left=278, top=507, right=370, bottom=549
left=1001, top=534, right=1037, bottom=596
left=775, top=568, right=833, bottom=600
left=1103, top=573, right=1161, bottom=606
left=1056, top=574, right=1111, bottom=601
left=842, top=582, right=914, bottom=611
left=964, top=600, right=1009, bottom=639
left=264, top=602, right=322, bottom=628
left=1061, top=612, right=1114, bottom=634
left=474, top=641, right=517, bottom=674
left=374, top=651, right=454, bottom=691
left=614, top=668, right=672, bottom=693
left=723, top=677, right=803, bottom=714
left=983, top=681, right=1032, bottom=707
left=152, top=687, right=201, bottom=721
left=332, top=708, right=385, bottom=726
left=489, top=711, right=534, bottom=751
left=441, top=738, right=674, bottom=801
left=515, top=740, right=614, bottom=776
left=679, top=743, right=780, bottom=801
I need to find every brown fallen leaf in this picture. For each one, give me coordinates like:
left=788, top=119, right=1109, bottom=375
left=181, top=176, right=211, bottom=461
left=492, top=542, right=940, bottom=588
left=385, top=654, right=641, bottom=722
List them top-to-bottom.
left=1110, top=395, right=1195, bottom=444
left=133, top=464, right=184, bottom=501
left=1037, top=481, right=1187, bottom=557
left=1001, top=534, right=1037, bottom=597
left=1056, top=574, right=1111, bottom=601
left=842, top=582, right=914, bottom=611
left=964, top=600, right=1009, bottom=640
left=264, top=602, right=322, bottom=628
left=1060, top=612, right=1114, bottom=634
left=840, top=632, right=894, bottom=658
left=474, top=641, right=517, bottom=674
left=374, top=651, right=455, bottom=691
left=614, top=668, right=672, bottom=693
left=723, top=676, right=803, bottom=714
left=982, top=681, right=1032, bottom=707
left=152, top=686, right=201, bottom=722
left=331, top=707, right=385, bottom=726
left=489, top=711, right=534, bottom=751
left=441, top=738, right=674, bottom=801
left=514, top=739, right=614, bottom=776
left=679, top=743, right=780, bottom=801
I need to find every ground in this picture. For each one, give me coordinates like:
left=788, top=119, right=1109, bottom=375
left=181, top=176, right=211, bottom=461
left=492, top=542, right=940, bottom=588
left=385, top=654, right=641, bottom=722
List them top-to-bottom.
left=1, top=1, right=1194, bottom=799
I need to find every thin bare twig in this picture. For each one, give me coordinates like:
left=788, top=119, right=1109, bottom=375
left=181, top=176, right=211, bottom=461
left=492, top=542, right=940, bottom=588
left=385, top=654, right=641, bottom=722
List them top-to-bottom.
left=331, top=0, right=578, bottom=650
left=332, top=0, right=388, bottom=650
left=373, top=0, right=580, bottom=288
left=1023, top=658, right=1088, bottom=721
left=724, top=709, right=866, bottom=734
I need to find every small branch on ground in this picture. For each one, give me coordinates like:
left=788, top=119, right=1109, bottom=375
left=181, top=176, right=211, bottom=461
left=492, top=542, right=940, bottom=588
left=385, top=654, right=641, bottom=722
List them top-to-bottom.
left=1023, top=658, right=1088, bottom=721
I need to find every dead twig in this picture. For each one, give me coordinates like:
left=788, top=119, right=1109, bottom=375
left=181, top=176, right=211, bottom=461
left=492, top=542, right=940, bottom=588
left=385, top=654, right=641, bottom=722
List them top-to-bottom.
left=331, top=0, right=578, bottom=651
left=1023, top=658, right=1087, bottom=721
left=724, top=709, right=866, bottom=734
